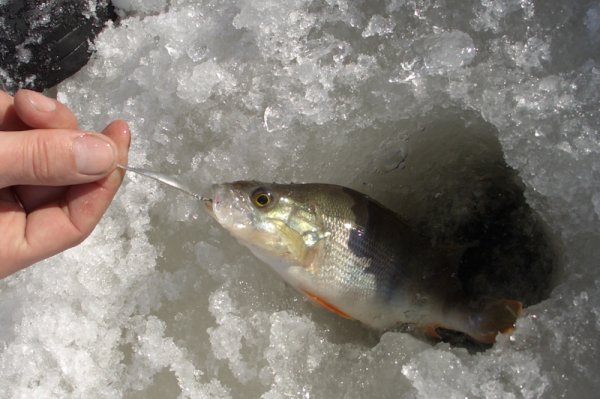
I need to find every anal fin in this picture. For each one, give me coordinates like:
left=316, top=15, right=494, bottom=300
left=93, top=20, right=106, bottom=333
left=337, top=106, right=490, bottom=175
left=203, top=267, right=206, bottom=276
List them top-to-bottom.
left=420, top=324, right=442, bottom=340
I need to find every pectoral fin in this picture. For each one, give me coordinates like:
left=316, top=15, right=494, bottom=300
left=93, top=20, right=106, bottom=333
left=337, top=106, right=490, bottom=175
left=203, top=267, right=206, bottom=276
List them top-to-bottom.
left=270, top=219, right=309, bottom=264
left=301, top=289, right=353, bottom=320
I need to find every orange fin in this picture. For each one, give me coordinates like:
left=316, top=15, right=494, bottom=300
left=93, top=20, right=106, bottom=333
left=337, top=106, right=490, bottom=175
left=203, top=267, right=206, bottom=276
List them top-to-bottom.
left=301, top=290, right=353, bottom=320
left=472, top=299, right=524, bottom=344
left=420, top=324, right=442, bottom=340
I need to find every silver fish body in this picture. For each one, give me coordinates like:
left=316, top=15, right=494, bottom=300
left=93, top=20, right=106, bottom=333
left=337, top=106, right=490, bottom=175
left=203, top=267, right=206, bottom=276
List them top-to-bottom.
left=207, top=181, right=521, bottom=343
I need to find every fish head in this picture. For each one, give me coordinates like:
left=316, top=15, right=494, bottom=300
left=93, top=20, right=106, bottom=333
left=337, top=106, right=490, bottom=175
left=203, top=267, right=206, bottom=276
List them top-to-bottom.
left=206, top=181, right=322, bottom=275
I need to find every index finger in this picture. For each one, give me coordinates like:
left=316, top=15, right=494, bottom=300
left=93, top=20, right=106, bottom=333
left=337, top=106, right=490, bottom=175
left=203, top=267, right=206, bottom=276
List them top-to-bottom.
left=13, top=90, right=79, bottom=130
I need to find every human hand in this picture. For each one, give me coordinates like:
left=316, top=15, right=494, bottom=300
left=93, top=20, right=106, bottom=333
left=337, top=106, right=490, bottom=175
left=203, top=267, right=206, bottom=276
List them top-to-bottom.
left=0, top=89, right=130, bottom=278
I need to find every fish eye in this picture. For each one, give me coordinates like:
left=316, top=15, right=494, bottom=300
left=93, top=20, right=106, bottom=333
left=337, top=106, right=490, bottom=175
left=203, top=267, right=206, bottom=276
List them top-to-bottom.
left=251, top=189, right=272, bottom=208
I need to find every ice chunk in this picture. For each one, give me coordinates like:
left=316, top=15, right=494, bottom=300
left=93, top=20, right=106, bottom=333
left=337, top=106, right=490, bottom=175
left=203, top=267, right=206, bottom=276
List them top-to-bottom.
left=471, top=0, right=534, bottom=32
left=586, top=4, right=600, bottom=38
left=362, top=15, right=396, bottom=37
left=422, top=30, right=477, bottom=73
left=506, top=36, right=551, bottom=71
left=176, top=60, right=237, bottom=104
left=207, top=289, right=269, bottom=384
left=261, top=312, right=334, bottom=398
left=402, top=346, right=549, bottom=398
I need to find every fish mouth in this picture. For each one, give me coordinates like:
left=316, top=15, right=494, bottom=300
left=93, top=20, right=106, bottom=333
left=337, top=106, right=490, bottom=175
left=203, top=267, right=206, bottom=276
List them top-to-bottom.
left=203, top=198, right=215, bottom=218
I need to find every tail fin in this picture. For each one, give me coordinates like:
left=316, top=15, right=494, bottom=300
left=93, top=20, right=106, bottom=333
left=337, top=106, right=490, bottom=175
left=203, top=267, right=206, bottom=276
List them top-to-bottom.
left=470, top=300, right=523, bottom=344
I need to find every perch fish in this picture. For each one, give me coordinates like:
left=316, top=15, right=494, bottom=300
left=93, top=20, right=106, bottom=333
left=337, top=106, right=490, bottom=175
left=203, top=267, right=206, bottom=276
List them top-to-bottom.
left=206, top=181, right=523, bottom=344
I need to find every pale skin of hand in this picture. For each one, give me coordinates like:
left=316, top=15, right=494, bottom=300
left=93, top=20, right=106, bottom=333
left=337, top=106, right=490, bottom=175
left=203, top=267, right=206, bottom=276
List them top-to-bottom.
left=0, top=89, right=130, bottom=278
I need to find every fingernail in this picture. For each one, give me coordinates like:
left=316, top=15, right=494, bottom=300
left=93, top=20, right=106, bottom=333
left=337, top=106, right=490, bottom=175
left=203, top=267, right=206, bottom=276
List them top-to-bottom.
left=24, top=90, right=56, bottom=112
left=74, top=134, right=116, bottom=175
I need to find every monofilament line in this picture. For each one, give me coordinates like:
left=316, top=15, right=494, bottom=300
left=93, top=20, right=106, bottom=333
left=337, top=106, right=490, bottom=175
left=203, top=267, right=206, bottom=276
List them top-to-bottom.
left=117, top=164, right=210, bottom=202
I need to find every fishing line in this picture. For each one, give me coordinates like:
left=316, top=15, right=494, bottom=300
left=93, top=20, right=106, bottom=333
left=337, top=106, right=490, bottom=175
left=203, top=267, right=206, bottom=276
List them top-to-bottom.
left=117, top=164, right=210, bottom=202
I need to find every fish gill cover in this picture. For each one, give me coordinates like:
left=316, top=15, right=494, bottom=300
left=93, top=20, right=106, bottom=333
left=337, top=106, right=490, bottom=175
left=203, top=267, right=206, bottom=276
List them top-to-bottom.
left=0, top=0, right=599, bottom=398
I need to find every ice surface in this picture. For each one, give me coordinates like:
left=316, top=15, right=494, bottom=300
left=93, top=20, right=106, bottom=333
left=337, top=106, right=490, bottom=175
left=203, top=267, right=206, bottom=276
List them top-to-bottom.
left=1, top=0, right=599, bottom=398
left=111, top=0, right=169, bottom=17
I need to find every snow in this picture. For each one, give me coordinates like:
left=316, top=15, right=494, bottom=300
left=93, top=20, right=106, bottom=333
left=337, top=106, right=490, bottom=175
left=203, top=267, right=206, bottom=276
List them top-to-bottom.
left=1, top=0, right=599, bottom=398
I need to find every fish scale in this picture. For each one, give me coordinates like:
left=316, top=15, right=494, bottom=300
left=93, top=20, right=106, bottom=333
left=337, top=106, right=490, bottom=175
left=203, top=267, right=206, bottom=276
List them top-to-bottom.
left=316, top=194, right=417, bottom=303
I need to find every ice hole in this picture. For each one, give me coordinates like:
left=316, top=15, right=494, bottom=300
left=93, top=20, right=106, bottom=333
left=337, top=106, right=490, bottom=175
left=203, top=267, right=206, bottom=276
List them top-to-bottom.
left=353, top=108, right=559, bottom=347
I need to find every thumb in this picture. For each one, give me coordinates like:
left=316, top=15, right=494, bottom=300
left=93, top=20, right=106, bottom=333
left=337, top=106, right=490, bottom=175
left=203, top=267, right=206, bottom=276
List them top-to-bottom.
left=0, top=129, right=117, bottom=188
